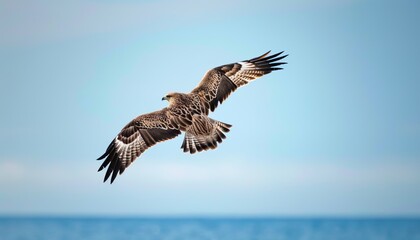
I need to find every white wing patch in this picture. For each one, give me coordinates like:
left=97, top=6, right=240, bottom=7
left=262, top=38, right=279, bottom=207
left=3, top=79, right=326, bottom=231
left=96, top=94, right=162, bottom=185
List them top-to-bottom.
left=238, top=61, right=254, bottom=70
left=228, top=62, right=261, bottom=87
left=114, top=134, right=146, bottom=168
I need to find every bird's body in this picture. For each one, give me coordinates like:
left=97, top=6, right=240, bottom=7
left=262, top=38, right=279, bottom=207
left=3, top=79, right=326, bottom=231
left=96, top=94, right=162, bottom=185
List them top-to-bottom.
left=98, top=51, right=288, bottom=183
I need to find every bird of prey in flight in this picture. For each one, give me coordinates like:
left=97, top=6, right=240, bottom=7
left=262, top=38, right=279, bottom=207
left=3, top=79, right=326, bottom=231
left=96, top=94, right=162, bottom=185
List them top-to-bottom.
left=97, top=51, right=288, bottom=183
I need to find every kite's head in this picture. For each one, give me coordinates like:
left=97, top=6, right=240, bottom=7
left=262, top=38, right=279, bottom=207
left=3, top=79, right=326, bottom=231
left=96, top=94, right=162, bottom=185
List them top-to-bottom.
left=162, top=92, right=185, bottom=106
left=162, top=93, right=173, bottom=101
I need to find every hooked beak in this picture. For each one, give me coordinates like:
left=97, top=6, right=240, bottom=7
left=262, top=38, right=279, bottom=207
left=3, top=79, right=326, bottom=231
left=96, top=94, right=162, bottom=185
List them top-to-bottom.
left=162, top=96, right=168, bottom=101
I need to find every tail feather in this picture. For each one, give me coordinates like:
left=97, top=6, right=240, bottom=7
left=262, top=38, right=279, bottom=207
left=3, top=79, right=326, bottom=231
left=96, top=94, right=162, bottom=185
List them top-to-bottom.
left=182, top=116, right=232, bottom=154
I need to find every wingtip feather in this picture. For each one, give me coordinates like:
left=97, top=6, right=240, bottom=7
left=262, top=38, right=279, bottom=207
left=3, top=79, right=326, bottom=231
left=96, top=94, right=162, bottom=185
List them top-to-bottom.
left=248, top=50, right=271, bottom=62
left=97, top=153, right=107, bottom=160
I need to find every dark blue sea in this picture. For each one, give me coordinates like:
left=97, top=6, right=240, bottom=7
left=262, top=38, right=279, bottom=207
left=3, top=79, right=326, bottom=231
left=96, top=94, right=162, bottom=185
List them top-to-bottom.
left=1, top=217, right=420, bottom=240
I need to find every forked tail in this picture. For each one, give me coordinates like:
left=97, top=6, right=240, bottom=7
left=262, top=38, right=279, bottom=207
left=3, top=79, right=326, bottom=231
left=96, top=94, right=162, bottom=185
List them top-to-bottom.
left=181, top=115, right=232, bottom=154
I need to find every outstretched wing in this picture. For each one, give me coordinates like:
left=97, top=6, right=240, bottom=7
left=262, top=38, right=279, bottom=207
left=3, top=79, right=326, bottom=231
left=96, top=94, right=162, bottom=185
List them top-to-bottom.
left=191, top=51, right=287, bottom=112
left=97, top=109, right=181, bottom=183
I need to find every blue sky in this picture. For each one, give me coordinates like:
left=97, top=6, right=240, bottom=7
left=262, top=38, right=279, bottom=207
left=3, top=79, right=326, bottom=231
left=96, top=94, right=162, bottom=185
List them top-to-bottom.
left=1, top=0, right=419, bottom=216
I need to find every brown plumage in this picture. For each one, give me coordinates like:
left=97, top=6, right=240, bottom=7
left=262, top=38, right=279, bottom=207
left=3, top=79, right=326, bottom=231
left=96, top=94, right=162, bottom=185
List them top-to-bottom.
left=97, top=51, right=287, bottom=183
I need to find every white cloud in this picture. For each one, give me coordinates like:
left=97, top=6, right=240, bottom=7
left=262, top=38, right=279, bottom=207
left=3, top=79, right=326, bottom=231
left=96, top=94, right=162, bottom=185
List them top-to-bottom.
left=1, top=156, right=419, bottom=215
left=2, top=157, right=419, bottom=189
left=0, top=160, right=25, bottom=182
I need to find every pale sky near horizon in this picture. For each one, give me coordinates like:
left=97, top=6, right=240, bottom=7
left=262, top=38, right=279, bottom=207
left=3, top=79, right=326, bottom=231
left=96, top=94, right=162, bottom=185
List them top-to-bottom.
left=1, top=0, right=420, bottom=216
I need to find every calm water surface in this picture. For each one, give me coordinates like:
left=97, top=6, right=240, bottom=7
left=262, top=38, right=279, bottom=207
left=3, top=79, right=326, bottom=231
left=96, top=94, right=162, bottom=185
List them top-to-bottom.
left=1, top=217, right=420, bottom=240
